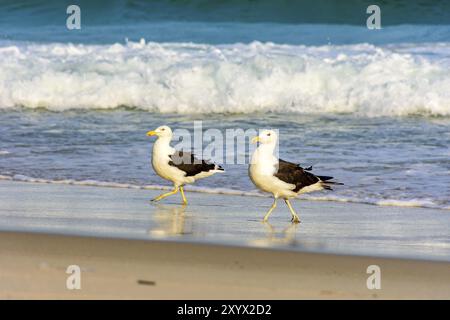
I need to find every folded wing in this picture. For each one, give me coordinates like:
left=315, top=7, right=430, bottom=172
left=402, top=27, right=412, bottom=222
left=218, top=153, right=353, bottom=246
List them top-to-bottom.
left=169, top=151, right=223, bottom=177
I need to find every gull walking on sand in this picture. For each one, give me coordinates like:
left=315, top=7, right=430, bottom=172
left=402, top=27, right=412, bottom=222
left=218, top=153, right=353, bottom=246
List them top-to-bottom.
left=147, top=125, right=224, bottom=205
left=249, top=130, right=342, bottom=223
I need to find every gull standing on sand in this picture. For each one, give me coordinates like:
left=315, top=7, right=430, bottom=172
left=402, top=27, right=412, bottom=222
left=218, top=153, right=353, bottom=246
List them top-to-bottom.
left=147, top=125, right=224, bottom=204
left=249, top=130, right=342, bottom=223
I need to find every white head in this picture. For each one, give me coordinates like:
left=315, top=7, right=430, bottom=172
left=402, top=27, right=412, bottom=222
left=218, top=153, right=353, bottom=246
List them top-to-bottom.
left=146, top=125, right=173, bottom=139
left=251, top=129, right=278, bottom=145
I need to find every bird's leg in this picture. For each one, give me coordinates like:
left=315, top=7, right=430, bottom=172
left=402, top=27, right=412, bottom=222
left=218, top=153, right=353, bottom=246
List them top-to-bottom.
left=151, top=186, right=179, bottom=202
left=179, top=186, right=188, bottom=205
left=263, top=198, right=278, bottom=222
left=284, top=199, right=300, bottom=223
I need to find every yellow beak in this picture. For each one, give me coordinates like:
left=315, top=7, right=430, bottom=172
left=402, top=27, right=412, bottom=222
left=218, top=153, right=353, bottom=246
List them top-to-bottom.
left=146, top=130, right=157, bottom=136
left=251, top=136, right=261, bottom=144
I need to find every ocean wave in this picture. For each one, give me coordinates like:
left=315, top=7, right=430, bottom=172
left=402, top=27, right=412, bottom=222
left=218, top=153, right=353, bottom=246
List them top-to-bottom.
left=0, top=40, right=450, bottom=117
left=1, top=174, right=448, bottom=210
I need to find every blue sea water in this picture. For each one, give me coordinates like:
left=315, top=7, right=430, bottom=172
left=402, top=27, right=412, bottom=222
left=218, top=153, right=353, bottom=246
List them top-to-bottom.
left=0, top=0, right=449, bottom=210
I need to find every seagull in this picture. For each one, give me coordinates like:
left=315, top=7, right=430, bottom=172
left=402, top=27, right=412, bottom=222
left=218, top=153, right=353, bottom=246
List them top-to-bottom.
left=147, top=125, right=224, bottom=204
left=249, top=130, right=342, bottom=223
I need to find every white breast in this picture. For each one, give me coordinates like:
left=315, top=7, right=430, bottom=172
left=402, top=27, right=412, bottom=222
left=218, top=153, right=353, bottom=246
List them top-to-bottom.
left=152, top=139, right=189, bottom=185
left=249, top=147, right=296, bottom=198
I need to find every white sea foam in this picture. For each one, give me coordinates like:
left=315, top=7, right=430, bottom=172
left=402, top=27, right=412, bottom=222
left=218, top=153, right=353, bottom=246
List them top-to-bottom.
left=1, top=40, right=450, bottom=116
left=0, top=150, right=10, bottom=155
left=1, top=174, right=448, bottom=210
left=305, top=195, right=446, bottom=210
left=376, top=199, right=439, bottom=208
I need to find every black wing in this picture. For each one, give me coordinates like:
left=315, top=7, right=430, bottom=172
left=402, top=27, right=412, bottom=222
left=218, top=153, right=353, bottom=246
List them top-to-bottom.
left=169, top=151, right=221, bottom=177
left=274, top=159, right=321, bottom=192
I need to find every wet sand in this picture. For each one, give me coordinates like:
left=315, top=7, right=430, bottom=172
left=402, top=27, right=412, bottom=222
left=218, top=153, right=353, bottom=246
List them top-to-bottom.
left=0, top=180, right=449, bottom=261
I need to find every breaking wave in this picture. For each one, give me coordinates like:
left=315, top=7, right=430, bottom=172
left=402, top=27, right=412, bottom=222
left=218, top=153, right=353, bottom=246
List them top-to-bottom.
left=1, top=40, right=450, bottom=117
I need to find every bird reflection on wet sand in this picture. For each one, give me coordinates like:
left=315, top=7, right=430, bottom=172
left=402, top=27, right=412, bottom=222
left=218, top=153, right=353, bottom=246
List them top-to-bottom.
left=148, top=204, right=192, bottom=237
left=249, top=222, right=300, bottom=248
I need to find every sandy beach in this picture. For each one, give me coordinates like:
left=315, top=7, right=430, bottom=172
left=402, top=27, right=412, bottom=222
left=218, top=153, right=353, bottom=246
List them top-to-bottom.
left=1, top=0, right=450, bottom=302
left=1, top=180, right=449, bottom=299
left=1, top=231, right=449, bottom=299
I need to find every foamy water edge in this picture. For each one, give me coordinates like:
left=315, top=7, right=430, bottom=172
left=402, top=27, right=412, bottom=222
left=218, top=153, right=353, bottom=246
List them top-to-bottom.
left=1, top=174, right=448, bottom=211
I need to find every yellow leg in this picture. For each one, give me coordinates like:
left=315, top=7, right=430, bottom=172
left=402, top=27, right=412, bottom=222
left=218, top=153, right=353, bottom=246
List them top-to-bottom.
left=151, top=186, right=179, bottom=202
left=180, top=186, right=188, bottom=205
left=263, top=198, right=278, bottom=222
left=285, top=199, right=300, bottom=223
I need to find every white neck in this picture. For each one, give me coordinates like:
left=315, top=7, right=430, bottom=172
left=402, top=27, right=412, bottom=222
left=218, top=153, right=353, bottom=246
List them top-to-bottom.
left=153, top=136, right=174, bottom=157
left=252, top=141, right=277, bottom=164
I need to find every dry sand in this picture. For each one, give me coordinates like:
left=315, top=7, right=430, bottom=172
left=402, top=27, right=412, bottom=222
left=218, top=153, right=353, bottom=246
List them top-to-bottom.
left=1, top=231, right=449, bottom=299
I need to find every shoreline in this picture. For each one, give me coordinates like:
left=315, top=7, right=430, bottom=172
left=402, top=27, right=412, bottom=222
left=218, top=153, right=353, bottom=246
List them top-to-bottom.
left=0, top=174, right=448, bottom=211
left=1, top=180, right=450, bottom=262
left=1, top=230, right=449, bottom=299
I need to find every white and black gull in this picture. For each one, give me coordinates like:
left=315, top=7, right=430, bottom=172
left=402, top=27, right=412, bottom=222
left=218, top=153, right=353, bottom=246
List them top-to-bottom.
left=147, top=125, right=224, bottom=205
left=249, top=130, right=342, bottom=223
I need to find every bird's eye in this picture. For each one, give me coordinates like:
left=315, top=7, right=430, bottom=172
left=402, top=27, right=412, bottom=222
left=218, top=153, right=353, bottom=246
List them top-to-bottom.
left=161, top=128, right=165, bottom=131
left=267, top=133, right=271, bottom=136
